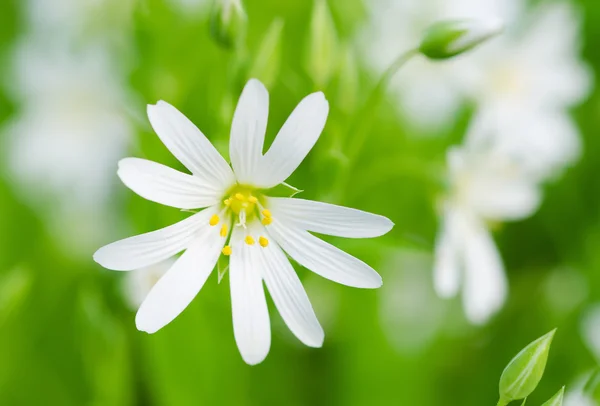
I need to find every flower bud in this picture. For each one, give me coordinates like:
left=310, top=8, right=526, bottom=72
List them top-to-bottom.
left=209, top=0, right=247, bottom=49
left=305, top=0, right=338, bottom=87
left=248, top=18, right=285, bottom=87
left=419, top=18, right=503, bottom=60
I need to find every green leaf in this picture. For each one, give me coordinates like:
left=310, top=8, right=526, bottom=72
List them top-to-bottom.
left=305, top=0, right=337, bottom=87
left=248, top=18, right=284, bottom=87
left=336, top=43, right=359, bottom=113
left=498, top=329, right=557, bottom=404
left=541, top=387, right=565, bottom=406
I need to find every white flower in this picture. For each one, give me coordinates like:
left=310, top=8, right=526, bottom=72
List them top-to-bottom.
left=360, top=0, right=519, bottom=131
left=456, top=2, right=592, bottom=177
left=2, top=41, right=133, bottom=253
left=93, top=79, right=393, bottom=365
left=434, top=143, right=541, bottom=324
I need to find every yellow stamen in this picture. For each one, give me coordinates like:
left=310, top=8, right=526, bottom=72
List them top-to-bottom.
left=235, top=193, right=246, bottom=201
left=248, top=195, right=258, bottom=204
left=224, top=198, right=231, bottom=206
left=241, top=202, right=249, bottom=208
left=262, top=209, right=272, bottom=218
left=209, top=214, right=220, bottom=226
left=261, top=217, right=272, bottom=226
left=220, top=224, right=228, bottom=237
left=245, top=235, right=255, bottom=245
left=259, top=236, right=269, bottom=247
left=222, top=246, right=232, bottom=256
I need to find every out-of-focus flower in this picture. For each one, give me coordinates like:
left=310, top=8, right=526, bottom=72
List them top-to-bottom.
left=361, top=0, right=518, bottom=131
left=361, top=0, right=591, bottom=149
left=457, top=2, right=592, bottom=178
left=419, top=18, right=503, bottom=60
left=3, top=41, right=134, bottom=252
left=94, top=79, right=394, bottom=365
left=434, top=143, right=541, bottom=324
left=123, top=260, right=172, bottom=310
left=564, top=374, right=598, bottom=406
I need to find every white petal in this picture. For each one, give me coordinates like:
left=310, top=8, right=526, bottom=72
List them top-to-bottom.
left=229, top=79, right=269, bottom=184
left=253, top=92, right=329, bottom=188
left=147, top=101, right=235, bottom=190
left=118, top=158, right=221, bottom=209
left=267, top=197, right=393, bottom=238
left=93, top=208, right=215, bottom=271
left=433, top=209, right=461, bottom=298
left=462, top=216, right=507, bottom=324
left=268, top=219, right=382, bottom=288
left=135, top=221, right=227, bottom=333
left=229, top=226, right=271, bottom=365
left=259, top=235, right=324, bottom=347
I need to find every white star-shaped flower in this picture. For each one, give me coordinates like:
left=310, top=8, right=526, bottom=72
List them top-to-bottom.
left=94, top=79, right=393, bottom=365
left=434, top=143, right=541, bottom=324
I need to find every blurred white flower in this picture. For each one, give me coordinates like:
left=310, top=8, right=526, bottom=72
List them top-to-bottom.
left=361, top=0, right=519, bottom=131
left=361, top=0, right=591, bottom=158
left=457, top=2, right=592, bottom=177
left=3, top=41, right=133, bottom=252
left=94, top=79, right=393, bottom=365
left=434, top=143, right=541, bottom=324
left=123, top=260, right=172, bottom=310
left=581, top=303, right=600, bottom=362
left=564, top=373, right=598, bottom=406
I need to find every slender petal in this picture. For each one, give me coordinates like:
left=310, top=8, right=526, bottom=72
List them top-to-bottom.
left=229, top=79, right=269, bottom=185
left=253, top=92, right=329, bottom=188
left=147, top=101, right=235, bottom=190
left=118, top=158, right=221, bottom=209
left=268, top=197, right=393, bottom=238
left=93, top=208, right=216, bottom=271
left=433, top=208, right=461, bottom=298
left=462, top=216, right=507, bottom=324
left=268, top=219, right=382, bottom=288
left=135, top=220, right=227, bottom=333
left=230, top=226, right=271, bottom=365
left=259, top=234, right=324, bottom=347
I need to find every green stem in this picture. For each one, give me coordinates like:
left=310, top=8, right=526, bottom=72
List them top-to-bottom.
left=330, top=48, right=419, bottom=202
left=345, top=48, right=419, bottom=161
left=496, top=397, right=510, bottom=406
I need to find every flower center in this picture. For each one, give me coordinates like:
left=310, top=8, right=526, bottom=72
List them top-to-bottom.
left=207, top=184, right=274, bottom=257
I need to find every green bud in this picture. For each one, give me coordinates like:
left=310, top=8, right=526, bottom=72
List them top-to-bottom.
left=210, top=0, right=247, bottom=49
left=306, top=0, right=338, bottom=87
left=248, top=18, right=285, bottom=87
left=419, top=18, right=503, bottom=60
left=498, top=329, right=557, bottom=404
left=541, top=387, right=565, bottom=406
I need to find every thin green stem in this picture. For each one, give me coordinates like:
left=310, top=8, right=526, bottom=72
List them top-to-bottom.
left=345, top=48, right=419, bottom=161
left=496, top=397, right=510, bottom=406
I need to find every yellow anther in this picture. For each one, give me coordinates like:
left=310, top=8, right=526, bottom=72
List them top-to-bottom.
left=235, top=193, right=246, bottom=201
left=248, top=195, right=258, bottom=204
left=224, top=198, right=231, bottom=206
left=262, top=209, right=272, bottom=218
left=209, top=214, right=220, bottom=226
left=261, top=217, right=272, bottom=226
left=220, top=224, right=228, bottom=237
left=244, top=235, right=255, bottom=246
left=259, top=236, right=269, bottom=247
left=222, top=245, right=232, bottom=256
